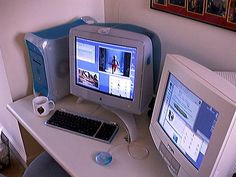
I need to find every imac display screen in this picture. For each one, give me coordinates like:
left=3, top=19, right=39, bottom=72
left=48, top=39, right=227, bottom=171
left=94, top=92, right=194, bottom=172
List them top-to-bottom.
left=75, top=37, right=136, bottom=100
left=158, top=73, right=219, bottom=169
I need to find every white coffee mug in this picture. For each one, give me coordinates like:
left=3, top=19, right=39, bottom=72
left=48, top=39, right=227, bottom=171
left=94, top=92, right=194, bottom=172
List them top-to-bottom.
left=32, top=96, right=55, bottom=117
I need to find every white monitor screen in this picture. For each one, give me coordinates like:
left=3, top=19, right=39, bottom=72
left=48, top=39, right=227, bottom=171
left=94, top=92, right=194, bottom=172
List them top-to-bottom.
left=75, top=37, right=136, bottom=101
left=158, top=73, right=219, bottom=169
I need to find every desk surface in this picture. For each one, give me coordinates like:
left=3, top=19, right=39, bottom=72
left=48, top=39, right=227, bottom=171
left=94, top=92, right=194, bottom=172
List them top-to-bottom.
left=7, top=95, right=171, bottom=177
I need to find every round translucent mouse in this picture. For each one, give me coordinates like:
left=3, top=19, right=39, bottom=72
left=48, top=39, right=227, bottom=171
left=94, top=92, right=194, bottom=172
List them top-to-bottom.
left=95, top=151, right=112, bottom=166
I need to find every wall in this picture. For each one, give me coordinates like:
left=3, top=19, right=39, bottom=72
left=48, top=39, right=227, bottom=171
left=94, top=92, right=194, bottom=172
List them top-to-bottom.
left=0, top=0, right=105, bottom=101
left=0, top=0, right=104, bottom=163
left=104, top=0, right=236, bottom=73
left=0, top=50, right=27, bottom=162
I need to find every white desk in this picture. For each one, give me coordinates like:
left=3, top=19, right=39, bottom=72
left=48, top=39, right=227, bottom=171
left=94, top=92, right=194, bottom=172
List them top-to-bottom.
left=7, top=95, right=171, bottom=177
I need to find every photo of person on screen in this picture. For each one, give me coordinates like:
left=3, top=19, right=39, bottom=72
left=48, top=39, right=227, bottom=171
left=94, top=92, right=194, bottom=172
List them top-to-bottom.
left=98, top=47, right=132, bottom=77
left=111, top=55, right=119, bottom=74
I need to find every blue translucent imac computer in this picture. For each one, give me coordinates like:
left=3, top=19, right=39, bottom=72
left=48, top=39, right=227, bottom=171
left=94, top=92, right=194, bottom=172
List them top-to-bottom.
left=24, top=17, right=96, bottom=101
left=150, top=54, right=236, bottom=177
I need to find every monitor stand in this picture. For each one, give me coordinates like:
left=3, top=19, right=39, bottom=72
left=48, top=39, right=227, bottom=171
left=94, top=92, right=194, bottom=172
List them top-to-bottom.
left=104, top=106, right=138, bottom=142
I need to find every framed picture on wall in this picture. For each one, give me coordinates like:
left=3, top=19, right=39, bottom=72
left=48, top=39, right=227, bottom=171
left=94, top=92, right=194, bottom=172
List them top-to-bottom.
left=150, top=0, right=236, bottom=31
left=155, top=0, right=168, bottom=5
left=169, top=0, right=186, bottom=7
left=187, top=0, right=205, bottom=14
left=205, top=0, right=228, bottom=17
left=227, top=0, right=236, bottom=24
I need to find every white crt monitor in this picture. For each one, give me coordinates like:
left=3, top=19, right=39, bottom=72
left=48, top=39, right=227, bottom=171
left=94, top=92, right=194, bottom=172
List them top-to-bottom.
left=69, top=24, right=153, bottom=141
left=150, top=54, right=236, bottom=177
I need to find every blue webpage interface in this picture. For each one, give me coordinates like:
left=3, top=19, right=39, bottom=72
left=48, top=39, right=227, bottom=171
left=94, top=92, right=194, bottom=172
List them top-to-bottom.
left=75, top=37, right=137, bottom=100
left=158, top=73, right=219, bottom=169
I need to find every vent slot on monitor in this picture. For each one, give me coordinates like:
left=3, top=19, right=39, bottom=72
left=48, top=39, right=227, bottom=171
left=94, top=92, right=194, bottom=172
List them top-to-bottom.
left=159, top=141, right=180, bottom=176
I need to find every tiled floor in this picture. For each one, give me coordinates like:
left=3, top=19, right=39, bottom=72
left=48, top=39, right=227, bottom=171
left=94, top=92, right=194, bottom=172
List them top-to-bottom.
left=1, top=150, right=25, bottom=177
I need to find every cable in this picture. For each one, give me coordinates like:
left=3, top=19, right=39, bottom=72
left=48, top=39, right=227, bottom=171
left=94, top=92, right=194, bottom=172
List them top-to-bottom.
left=107, top=122, right=150, bottom=160
left=123, top=125, right=150, bottom=160
left=127, top=142, right=150, bottom=160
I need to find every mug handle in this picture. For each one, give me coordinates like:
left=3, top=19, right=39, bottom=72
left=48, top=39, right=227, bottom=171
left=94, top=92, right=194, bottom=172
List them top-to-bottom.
left=49, top=100, right=55, bottom=111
